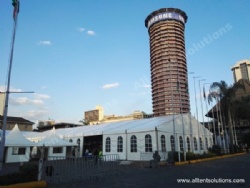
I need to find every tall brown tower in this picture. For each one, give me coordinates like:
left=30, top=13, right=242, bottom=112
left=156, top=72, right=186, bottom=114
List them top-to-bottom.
left=145, top=8, right=189, bottom=116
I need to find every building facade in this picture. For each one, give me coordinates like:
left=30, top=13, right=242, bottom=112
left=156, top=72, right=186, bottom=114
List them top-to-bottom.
left=145, top=8, right=189, bottom=116
left=231, top=59, right=250, bottom=83
left=0, top=93, right=5, bottom=116
left=84, top=105, right=104, bottom=125
left=0, top=115, right=34, bottom=131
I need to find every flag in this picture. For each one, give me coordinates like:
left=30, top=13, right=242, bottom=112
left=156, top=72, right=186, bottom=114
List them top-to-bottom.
left=12, top=0, right=20, bottom=21
left=203, top=86, right=206, bottom=100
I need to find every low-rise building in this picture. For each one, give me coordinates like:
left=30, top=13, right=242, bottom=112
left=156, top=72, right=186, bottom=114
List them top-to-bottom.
left=0, top=115, right=34, bottom=131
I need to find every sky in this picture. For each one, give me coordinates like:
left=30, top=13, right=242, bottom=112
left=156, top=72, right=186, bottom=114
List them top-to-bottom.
left=0, top=0, right=250, bottom=126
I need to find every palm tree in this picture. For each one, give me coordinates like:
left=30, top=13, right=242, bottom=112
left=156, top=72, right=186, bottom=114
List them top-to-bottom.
left=208, top=80, right=244, bottom=153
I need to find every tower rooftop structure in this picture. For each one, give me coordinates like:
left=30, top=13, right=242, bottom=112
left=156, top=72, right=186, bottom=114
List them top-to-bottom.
left=145, top=8, right=189, bottom=116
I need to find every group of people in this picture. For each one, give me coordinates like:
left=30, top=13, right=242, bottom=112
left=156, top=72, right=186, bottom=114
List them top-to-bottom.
left=83, top=148, right=103, bottom=164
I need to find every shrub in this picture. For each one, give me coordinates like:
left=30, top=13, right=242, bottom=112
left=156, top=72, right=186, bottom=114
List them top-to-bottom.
left=208, top=145, right=221, bottom=156
left=0, top=163, right=38, bottom=186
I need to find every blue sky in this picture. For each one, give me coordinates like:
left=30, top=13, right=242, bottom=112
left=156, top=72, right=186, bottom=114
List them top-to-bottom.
left=0, top=0, right=249, bottom=125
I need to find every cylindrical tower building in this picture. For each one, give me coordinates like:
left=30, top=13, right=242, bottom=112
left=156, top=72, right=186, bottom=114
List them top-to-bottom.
left=145, top=8, right=189, bottom=116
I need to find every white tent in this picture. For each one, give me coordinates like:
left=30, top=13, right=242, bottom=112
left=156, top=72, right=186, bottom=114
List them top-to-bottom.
left=20, top=114, right=213, bottom=161
left=5, top=124, right=35, bottom=163
left=36, top=127, right=77, bottom=159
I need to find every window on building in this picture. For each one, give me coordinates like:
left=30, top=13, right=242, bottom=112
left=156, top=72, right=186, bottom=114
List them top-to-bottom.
left=240, top=63, right=249, bottom=80
left=145, top=134, right=152, bottom=152
left=130, top=135, right=137, bottom=153
left=161, top=135, right=166, bottom=152
left=170, top=135, right=175, bottom=151
left=117, top=136, right=123, bottom=152
left=179, top=136, right=184, bottom=151
left=105, top=137, right=111, bottom=152
left=186, top=137, right=190, bottom=151
left=194, top=137, right=198, bottom=151
left=199, top=137, right=203, bottom=150
left=12, top=147, right=26, bottom=155
left=53, top=147, right=63, bottom=154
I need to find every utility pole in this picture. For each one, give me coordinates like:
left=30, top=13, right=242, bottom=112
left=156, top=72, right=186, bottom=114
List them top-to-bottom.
left=0, top=0, right=20, bottom=172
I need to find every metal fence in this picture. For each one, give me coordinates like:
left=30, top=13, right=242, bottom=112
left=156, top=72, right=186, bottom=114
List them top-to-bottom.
left=41, top=154, right=123, bottom=183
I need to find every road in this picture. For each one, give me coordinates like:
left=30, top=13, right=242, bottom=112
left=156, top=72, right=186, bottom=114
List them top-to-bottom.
left=47, top=153, right=249, bottom=188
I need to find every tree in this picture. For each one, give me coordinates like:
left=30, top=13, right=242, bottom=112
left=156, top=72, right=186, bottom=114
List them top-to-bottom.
left=208, top=80, right=244, bottom=153
left=79, top=119, right=90, bottom=126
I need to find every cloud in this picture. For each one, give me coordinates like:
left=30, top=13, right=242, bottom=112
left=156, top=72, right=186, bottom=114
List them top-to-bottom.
left=77, top=27, right=85, bottom=32
left=87, top=30, right=95, bottom=36
left=37, top=40, right=52, bottom=45
left=102, top=83, right=120, bottom=89
left=142, top=84, right=151, bottom=88
left=0, top=86, right=22, bottom=92
left=34, top=93, right=50, bottom=100
left=9, top=97, right=44, bottom=105
left=25, top=109, right=49, bottom=119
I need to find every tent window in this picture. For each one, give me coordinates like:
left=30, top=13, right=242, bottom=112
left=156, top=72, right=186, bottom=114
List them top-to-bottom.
left=145, top=134, right=152, bottom=152
left=130, top=135, right=137, bottom=153
left=161, top=135, right=166, bottom=152
left=170, top=135, right=175, bottom=151
left=117, top=136, right=123, bottom=152
left=179, top=136, right=184, bottom=151
left=105, top=137, right=111, bottom=152
left=186, top=137, right=190, bottom=151
left=194, top=137, right=198, bottom=151
left=199, top=137, right=203, bottom=150
left=205, top=138, right=208, bottom=149
left=210, top=138, right=213, bottom=146
left=12, top=147, right=26, bottom=155
left=53, top=147, right=63, bottom=154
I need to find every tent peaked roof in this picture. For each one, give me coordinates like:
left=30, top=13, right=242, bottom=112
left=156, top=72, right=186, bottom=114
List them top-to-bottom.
left=6, top=124, right=35, bottom=147
left=36, top=126, right=77, bottom=147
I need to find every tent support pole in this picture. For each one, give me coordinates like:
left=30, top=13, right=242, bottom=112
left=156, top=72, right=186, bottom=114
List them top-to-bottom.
left=155, top=127, right=159, bottom=152
left=125, top=130, right=127, bottom=160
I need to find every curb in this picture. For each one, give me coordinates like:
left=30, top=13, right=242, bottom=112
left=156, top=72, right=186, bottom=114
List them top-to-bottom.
left=175, top=152, right=246, bottom=166
left=0, top=180, right=47, bottom=188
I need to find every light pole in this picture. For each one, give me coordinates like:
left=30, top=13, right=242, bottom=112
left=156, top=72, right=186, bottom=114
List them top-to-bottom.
left=0, top=1, right=20, bottom=172
left=193, top=76, right=201, bottom=153
left=198, top=79, right=206, bottom=152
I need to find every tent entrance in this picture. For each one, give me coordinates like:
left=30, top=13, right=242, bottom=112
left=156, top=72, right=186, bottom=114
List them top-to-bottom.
left=83, top=135, right=102, bottom=154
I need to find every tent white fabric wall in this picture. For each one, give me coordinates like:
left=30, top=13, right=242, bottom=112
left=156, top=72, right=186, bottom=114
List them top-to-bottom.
left=17, top=114, right=213, bottom=161
left=5, top=124, right=35, bottom=163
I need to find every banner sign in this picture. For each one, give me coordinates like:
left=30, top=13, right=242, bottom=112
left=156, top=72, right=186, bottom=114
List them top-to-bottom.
left=147, top=12, right=185, bottom=28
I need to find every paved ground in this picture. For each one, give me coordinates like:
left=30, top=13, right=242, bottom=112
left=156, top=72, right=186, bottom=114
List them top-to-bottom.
left=47, top=153, right=250, bottom=188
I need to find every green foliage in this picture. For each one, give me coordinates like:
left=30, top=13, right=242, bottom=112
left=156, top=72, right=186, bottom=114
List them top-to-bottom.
left=208, top=145, right=222, bottom=155
left=174, top=151, right=184, bottom=161
left=186, top=151, right=216, bottom=161
left=0, top=163, right=38, bottom=186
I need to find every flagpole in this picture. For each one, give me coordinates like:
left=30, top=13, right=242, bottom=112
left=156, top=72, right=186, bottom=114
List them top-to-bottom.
left=0, top=0, right=20, bottom=172
left=177, top=69, right=186, bottom=161
left=193, top=76, right=201, bottom=154
left=198, top=79, right=206, bottom=152
left=203, top=83, right=212, bottom=146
